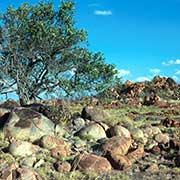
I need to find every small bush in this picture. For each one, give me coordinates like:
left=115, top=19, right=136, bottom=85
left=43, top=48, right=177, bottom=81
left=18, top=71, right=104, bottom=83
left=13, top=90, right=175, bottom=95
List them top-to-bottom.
left=44, top=99, right=71, bottom=125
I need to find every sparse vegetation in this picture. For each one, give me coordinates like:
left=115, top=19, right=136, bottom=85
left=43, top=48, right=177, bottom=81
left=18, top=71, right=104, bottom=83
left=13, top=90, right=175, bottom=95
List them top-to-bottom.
left=0, top=0, right=179, bottom=180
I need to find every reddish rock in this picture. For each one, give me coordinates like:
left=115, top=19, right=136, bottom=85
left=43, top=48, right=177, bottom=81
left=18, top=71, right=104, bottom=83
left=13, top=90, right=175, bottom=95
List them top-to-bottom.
left=125, top=80, right=133, bottom=87
left=40, top=135, right=65, bottom=150
left=102, top=136, right=132, bottom=169
left=103, top=136, right=132, bottom=156
left=127, top=144, right=144, bottom=163
left=51, top=145, right=70, bottom=158
left=150, top=146, right=161, bottom=154
left=77, top=153, right=111, bottom=173
left=108, top=153, right=132, bottom=170
left=146, top=163, right=159, bottom=172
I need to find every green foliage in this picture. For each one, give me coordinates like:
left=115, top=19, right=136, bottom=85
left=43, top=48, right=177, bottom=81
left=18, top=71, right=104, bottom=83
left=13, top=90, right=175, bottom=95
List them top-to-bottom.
left=0, top=0, right=117, bottom=105
left=44, top=100, right=71, bottom=125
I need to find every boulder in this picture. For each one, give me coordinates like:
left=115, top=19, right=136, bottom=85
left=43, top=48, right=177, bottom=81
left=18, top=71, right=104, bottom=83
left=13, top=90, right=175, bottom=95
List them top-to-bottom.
left=143, top=94, right=160, bottom=106
left=22, top=103, right=49, bottom=116
left=81, top=106, right=109, bottom=122
left=3, top=108, right=57, bottom=142
left=75, top=123, right=106, bottom=141
left=109, top=125, right=131, bottom=138
left=40, top=135, right=70, bottom=158
left=102, top=136, right=132, bottom=169
left=103, top=136, right=132, bottom=156
left=9, top=141, right=40, bottom=157
left=76, top=153, right=111, bottom=173
left=16, top=167, right=42, bottom=180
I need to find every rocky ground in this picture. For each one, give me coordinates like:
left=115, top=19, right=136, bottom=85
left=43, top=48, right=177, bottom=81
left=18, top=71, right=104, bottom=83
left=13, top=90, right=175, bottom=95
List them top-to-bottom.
left=0, top=76, right=180, bottom=180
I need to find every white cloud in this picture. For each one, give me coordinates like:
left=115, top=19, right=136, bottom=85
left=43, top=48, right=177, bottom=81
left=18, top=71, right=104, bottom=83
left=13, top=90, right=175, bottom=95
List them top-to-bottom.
left=94, top=10, right=112, bottom=16
left=162, top=59, right=180, bottom=66
left=149, top=68, right=161, bottom=74
left=117, top=69, right=131, bottom=77
left=175, top=70, right=180, bottom=75
left=172, top=75, right=179, bottom=81
left=136, top=77, right=150, bottom=82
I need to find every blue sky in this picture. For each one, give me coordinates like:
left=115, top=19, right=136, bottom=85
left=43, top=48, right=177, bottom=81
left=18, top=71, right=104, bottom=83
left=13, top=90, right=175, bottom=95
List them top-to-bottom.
left=1, top=0, right=180, bottom=82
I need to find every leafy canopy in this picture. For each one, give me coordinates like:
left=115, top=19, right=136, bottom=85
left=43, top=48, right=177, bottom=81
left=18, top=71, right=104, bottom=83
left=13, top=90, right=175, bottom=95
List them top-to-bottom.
left=0, top=0, right=118, bottom=104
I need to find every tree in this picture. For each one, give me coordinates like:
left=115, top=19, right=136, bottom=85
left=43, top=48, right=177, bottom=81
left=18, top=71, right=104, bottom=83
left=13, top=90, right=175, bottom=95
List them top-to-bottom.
left=0, top=0, right=118, bottom=105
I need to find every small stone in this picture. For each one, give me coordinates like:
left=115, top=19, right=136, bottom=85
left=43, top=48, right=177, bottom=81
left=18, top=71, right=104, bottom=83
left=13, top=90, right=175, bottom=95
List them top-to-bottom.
left=73, top=117, right=85, bottom=130
left=54, top=125, right=67, bottom=137
left=144, top=126, right=161, bottom=137
left=131, top=128, right=144, bottom=142
left=155, top=133, right=169, bottom=144
left=40, top=135, right=65, bottom=150
left=74, top=139, right=86, bottom=148
left=145, top=140, right=158, bottom=151
left=51, top=145, right=70, bottom=158
left=150, top=146, right=161, bottom=154
left=20, top=155, right=36, bottom=168
left=0, top=161, right=18, bottom=180
left=54, top=161, right=71, bottom=173
left=146, top=163, right=159, bottom=172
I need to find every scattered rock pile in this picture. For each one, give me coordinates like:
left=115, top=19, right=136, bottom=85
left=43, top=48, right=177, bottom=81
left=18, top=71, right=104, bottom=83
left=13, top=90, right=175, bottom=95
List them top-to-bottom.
left=97, top=75, right=180, bottom=107
left=0, top=99, right=179, bottom=179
